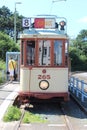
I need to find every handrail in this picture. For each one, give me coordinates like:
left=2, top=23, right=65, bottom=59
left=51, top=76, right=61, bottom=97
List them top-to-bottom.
left=69, top=76, right=87, bottom=102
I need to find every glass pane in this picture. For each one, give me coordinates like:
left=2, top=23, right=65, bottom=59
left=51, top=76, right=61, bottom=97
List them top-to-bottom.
left=38, top=40, right=51, bottom=66
left=54, top=40, right=62, bottom=66
left=21, top=41, right=24, bottom=65
left=26, top=41, right=35, bottom=65
left=65, top=41, right=68, bottom=66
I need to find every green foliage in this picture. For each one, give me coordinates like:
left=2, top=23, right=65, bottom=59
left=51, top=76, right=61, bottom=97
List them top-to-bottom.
left=0, top=6, right=23, bottom=37
left=0, top=6, right=13, bottom=32
left=69, top=29, right=87, bottom=71
left=77, top=30, right=87, bottom=40
left=0, top=32, right=20, bottom=61
left=0, top=60, right=6, bottom=70
left=0, top=60, right=6, bottom=84
left=0, top=78, right=3, bottom=84
left=3, top=106, right=21, bottom=122
left=3, top=106, right=47, bottom=123
left=23, top=112, right=47, bottom=123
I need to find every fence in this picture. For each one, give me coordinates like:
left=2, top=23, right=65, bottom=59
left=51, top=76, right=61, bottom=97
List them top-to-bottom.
left=69, top=76, right=87, bottom=102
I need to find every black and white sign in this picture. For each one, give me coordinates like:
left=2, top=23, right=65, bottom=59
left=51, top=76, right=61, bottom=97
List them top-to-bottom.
left=22, top=18, right=31, bottom=27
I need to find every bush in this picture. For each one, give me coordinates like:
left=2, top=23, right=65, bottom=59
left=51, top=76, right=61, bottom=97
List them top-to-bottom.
left=0, top=60, right=6, bottom=70
left=0, top=60, right=6, bottom=84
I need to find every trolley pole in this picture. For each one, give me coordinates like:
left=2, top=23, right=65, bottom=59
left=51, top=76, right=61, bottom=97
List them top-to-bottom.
left=50, top=0, right=66, bottom=14
left=52, top=0, right=66, bottom=2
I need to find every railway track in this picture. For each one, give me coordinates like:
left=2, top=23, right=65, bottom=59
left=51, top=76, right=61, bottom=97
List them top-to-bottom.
left=0, top=81, right=87, bottom=130
left=1, top=98, right=87, bottom=130
left=12, top=99, right=87, bottom=130
left=12, top=102, right=74, bottom=130
left=60, top=103, right=73, bottom=130
left=15, top=104, right=26, bottom=130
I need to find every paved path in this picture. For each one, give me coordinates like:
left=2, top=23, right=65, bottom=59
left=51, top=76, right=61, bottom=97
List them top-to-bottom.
left=0, top=82, right=19, bottom=121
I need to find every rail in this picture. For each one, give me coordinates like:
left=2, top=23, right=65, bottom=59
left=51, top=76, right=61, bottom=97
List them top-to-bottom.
left=69, top=76, right=87, bottom=102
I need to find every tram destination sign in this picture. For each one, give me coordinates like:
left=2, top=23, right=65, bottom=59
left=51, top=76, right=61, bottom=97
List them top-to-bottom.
left=22, top=17, right=55, bottom=29
left=34, top=18, right=55, bottom=29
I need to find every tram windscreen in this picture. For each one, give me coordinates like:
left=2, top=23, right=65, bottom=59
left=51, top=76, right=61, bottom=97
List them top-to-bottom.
left=25, top=40, right=66, bottom=66
left=38, top=40, right=51, bottom=66
left=54, top=40, right=62, bottom=66
left=26, top=41, right=35, bottom=65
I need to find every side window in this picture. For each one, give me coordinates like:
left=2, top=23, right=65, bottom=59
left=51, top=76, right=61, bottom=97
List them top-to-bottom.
left=54, top=40, right=63, bottom=66
left=21, top=41, right=24, bottom=65
left=26, top=41, right=35, bottom=65
left=65, top=41, right=68, bottom=66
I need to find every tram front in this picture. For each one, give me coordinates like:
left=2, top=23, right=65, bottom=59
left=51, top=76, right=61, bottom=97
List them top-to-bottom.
left=19, top=15, right=69, bottom=102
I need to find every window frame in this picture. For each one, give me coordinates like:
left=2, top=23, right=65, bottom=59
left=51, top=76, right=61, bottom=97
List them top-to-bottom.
left=20, top=38, right=68, bottom=67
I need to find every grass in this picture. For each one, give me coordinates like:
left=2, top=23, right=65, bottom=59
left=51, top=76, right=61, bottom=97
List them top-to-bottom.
left=3, top=106, right=48, bottom=123
left=3, top=106, right=22, bottom=122
left=22, top=111, right=47, bottom=123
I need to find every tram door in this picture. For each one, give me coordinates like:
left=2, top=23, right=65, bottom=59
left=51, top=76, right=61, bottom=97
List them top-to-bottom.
left=6, top=52, right=20, bottom=81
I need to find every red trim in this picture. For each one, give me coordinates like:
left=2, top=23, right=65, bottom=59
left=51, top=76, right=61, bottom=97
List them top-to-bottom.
left=24, top=40, right=27, bottom=66
left=35, top=40, right=38, bottom=66
left=51, top=40, right=54, bottom=66
left=62, top=40, right=65, bottom=66
left=21, top=66, right=68, bottom=69
left=18, top=92, right=69, bottom=101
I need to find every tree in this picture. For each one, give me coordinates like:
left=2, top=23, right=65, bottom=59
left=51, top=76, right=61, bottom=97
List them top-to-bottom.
left=0, top=6, right=23, bottom=40
left=0, top=6, right=13, bottom=33
left=69, top=29, right=87, bottom=71
left=76, top=29, right=87, bottom=56
left=0, top=32, right=20, bottom=61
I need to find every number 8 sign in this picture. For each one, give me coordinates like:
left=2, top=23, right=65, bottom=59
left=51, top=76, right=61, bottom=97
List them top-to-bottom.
left=22, top=18, right=31, bottom=27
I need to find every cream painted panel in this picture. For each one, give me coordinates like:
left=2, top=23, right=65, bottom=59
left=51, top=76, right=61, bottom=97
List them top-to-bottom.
left=20, top=68, right=30, bottom=92
left=30, top=68, right=68, bottom=92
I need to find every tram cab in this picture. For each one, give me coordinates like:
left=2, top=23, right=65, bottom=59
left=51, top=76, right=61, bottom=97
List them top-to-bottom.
left=19, top=15, right=69, bottom=102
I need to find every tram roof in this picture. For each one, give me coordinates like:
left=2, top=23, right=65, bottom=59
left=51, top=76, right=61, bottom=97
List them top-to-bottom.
left=20, top=15, right=68, bottom=39
left=20, top=29, right=68, bottom=39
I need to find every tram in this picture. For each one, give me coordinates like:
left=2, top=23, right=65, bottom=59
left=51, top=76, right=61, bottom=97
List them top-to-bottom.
left=19, top=15, right=69, bottom=102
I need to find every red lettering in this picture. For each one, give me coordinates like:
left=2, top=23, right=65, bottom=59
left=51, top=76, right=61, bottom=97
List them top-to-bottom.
left=38, top=75, right=51, bottom=79
left=38, top=75, right=42, bottom=79
left=42, top=75, right=46, bottom=79
left=47, top=75, right=51, bottom=79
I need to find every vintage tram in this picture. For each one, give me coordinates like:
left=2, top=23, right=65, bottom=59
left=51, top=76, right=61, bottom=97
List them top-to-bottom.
left=19, top=15, right=69, bottom=102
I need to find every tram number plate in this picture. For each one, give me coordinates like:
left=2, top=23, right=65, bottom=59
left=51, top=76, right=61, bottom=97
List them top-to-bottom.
left=38, top=75, right=51, bottom=79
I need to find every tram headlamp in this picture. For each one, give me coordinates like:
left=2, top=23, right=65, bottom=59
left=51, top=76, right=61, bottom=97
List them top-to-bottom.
left=59, top=21, right=66, bottom=30
left=39, top=80, right=49, bottom=90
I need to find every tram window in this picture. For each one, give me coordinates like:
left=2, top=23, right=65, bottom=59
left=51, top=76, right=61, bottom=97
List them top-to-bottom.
left=38, top=40, right=51, bottom=66
left=54, top=40, right=62, bottom=66
left=21, top=41, right=24, bottom=65
left=26, top=41, right=35, bottom=65
left=65, top=42, right=68, bottom=66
